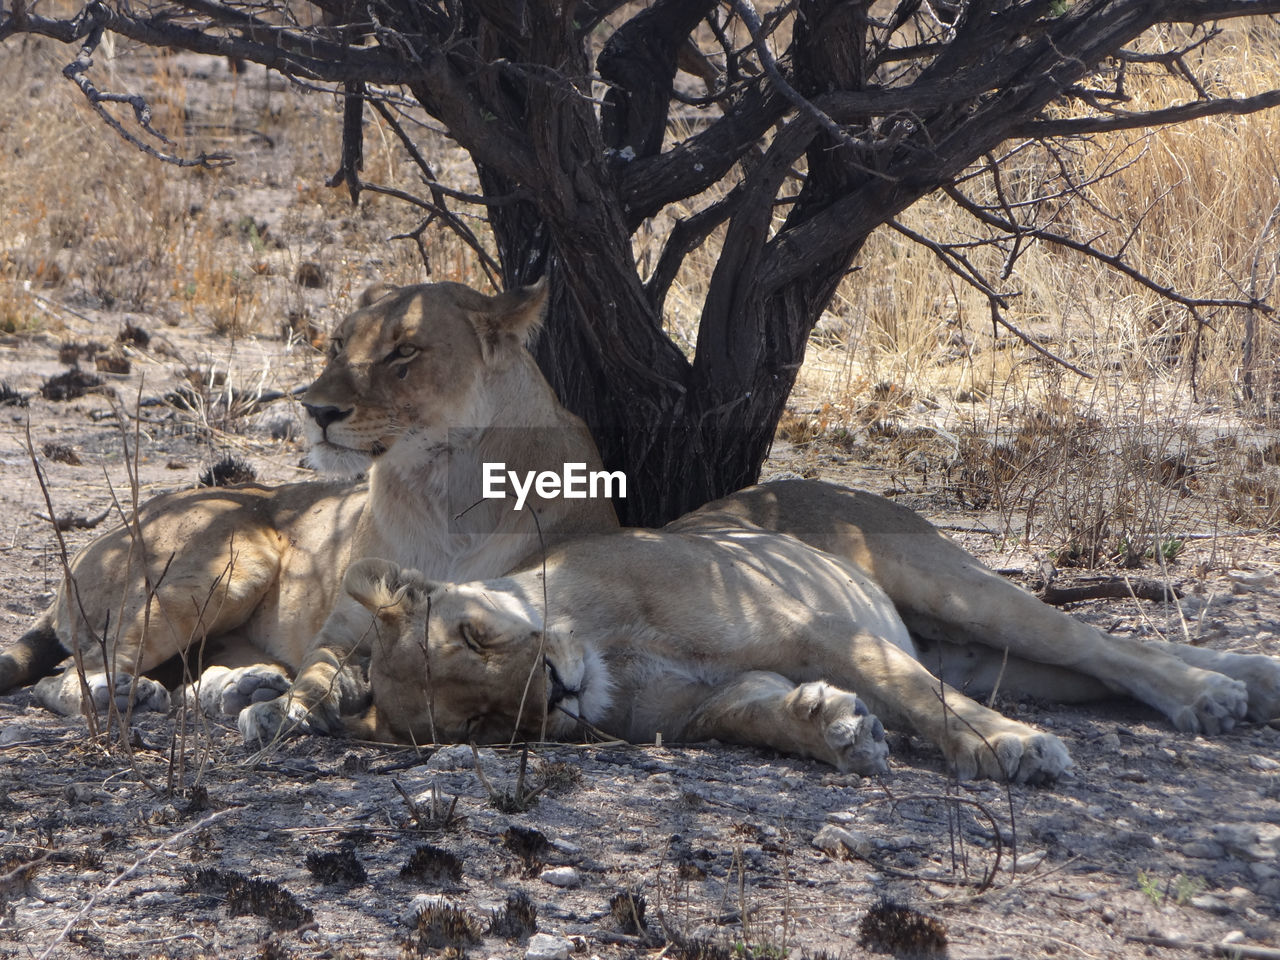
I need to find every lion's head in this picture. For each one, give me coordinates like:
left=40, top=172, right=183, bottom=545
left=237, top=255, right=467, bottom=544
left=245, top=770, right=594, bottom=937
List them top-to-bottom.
left=301, top=280, right=549, bottom=477
left=341, top=558, right=612, bottom=744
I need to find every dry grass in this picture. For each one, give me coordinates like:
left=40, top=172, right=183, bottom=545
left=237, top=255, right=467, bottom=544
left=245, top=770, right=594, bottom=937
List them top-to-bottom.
left=3, top=22, right=1280, bottom=568
left=782, top=22, right=1280, bottom=564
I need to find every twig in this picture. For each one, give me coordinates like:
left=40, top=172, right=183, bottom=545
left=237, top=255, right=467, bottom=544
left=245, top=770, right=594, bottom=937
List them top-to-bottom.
left=943, top=182, right=1271, bottom=315
left=888, top=217, right=1093, bottom=377
left=24, top=417, right=100, bottom=738
left=34, top=507, right=112, bottom=532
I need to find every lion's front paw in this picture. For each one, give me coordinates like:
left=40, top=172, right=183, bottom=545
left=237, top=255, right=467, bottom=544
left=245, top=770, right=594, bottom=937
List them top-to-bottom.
left=196, top=665, right=292, bottom=716
left=84, top=673, right=171, bottom=715
left=1170, top=673, right=1248, bottom=735
left=237, top=694, right=338, bottom=745
left=948, top=723, right=1072, bottom=785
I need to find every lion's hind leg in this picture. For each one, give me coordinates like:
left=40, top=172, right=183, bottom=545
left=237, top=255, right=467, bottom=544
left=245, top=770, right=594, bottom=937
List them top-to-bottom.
left=34, top=529, right=285, bottom=720
left=880, top=546, right=1249, bottom=734
left=677, top=671, right=890, bottom=774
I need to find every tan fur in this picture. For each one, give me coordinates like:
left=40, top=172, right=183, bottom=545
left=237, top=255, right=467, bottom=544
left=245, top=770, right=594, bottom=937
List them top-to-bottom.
left=2, top=281, right=617, bottom=738
left=345, top=479, right=1280, bottom=783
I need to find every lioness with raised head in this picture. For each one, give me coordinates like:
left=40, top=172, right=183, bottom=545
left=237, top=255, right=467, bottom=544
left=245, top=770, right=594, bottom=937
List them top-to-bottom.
left=0, top=280, right=617, bottom=741
left=344, top=480, right=1280, bottom=783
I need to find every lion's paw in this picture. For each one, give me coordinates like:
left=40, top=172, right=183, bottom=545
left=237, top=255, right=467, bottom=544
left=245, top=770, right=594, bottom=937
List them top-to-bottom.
left=1216, top=653, right=1280, bottom=724
left=190, top=665, right=291, bottom=717
left=84, top=673, right=171, bottom=715
left=1170, top=673, right=1248, bottom=735
left=806, top=686, right=889, bottom=775
left=237, top=694, right=337, bottom=745
left=825, top=711, right=889, bottom=776
left=949, top=725, right=1072, bottom=785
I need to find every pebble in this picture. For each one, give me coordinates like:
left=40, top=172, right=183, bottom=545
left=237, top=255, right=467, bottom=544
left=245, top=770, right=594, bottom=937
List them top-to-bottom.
left=1249, top=754, right=1280, bottom=772
left=811, top=824, right=873, bottom=859
left=1182, top=840, right=1226, bottom=859
left=1014, top=850, right=1047, bottom=871
left=539, top=866, right=580, bottom=888
left=1191, top=894, right=1232, bottom=914
left=525, top=933, right=573, bottom=960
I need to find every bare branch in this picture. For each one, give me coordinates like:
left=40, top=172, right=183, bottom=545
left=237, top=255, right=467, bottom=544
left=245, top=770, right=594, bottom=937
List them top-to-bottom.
left=729, top=0, right=897, bottom=182
left=4, top=1, right=410, bottom=83
left=62, top=20, right=231, bottom=168
left=1017, top=88, right=1280, bottom=137
left=942, top=183, right=1273, bottom=315
left=888, top=218, right=1094, bottom=378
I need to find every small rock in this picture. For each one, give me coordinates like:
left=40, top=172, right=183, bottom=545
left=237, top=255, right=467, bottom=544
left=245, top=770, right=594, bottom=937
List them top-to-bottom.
left=1228, top=569, right=1276, bottom=593
left=426, top=744, right=488, bottom=770
left=1249, top=755, right=1280, bottom=772
left=1212, top=823, right=1277, bottom=861
left=812, top=824, right=873, bottom=859
left=1182, top=840, right=1227, bottom=859
left=1014, top=851, right=1047, bottom=871
left=1248, top=862, right=1278, bottom=882
left=539, top=866, right=580, bottom=888
left=1190, top=893, right=1232, bottom=914
left=525, top=932, right=572, bottom=960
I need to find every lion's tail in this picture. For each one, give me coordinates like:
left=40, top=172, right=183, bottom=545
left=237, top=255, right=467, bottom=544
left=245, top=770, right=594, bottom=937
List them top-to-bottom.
left=0, top=613, right=67, bottom=692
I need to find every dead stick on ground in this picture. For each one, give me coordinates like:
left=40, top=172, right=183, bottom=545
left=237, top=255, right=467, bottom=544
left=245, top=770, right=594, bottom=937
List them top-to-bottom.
left=38, top=809, right=231, bottom=960
left=1127, top=935, right=1280, bottom=959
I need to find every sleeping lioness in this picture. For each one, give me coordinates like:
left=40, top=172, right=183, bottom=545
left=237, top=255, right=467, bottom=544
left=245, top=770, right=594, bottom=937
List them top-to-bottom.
left=0, top=280, right=617, bottom=740
left=344, top=480, right=1280, bottom=783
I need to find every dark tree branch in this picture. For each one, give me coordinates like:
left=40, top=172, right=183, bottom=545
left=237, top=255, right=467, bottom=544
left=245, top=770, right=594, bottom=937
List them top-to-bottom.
left=598, top=0, right=717, bottom=158
left=61, top=17, right=231, bottom=168
left=1017, top=88, right=1280, bottom=137
left=942, top=183, right=1273, bottom=315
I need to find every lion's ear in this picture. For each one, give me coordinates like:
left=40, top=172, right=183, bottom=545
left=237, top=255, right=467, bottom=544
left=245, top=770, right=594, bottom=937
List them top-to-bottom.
left=472, top=277, right=549, bottom=359
left=357, top=282, right=398, bottom=308
left=344, top=558, right=434, bottom=619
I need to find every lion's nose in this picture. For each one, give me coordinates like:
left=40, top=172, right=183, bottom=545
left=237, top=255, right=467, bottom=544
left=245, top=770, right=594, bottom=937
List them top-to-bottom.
left=303, top=403, right=353, bottom=429
left=546, top=662, right=576, bottom=709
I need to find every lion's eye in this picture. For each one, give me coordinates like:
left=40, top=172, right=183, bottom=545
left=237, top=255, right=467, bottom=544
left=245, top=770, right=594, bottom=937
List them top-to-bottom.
left=386, top=344, right=419, bottom=364
left=459, top=623, right=483, bottom=653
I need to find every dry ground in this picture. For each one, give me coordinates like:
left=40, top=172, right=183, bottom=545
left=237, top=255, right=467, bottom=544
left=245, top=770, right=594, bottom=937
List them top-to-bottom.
left=1, top=35, right=1279, bottom=960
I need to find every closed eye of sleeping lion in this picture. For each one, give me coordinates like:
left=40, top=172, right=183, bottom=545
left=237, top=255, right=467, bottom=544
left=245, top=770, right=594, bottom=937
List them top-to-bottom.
left=0, top=280, right=617, bottom=741
left=344, top=479, right=1280, bottom=783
